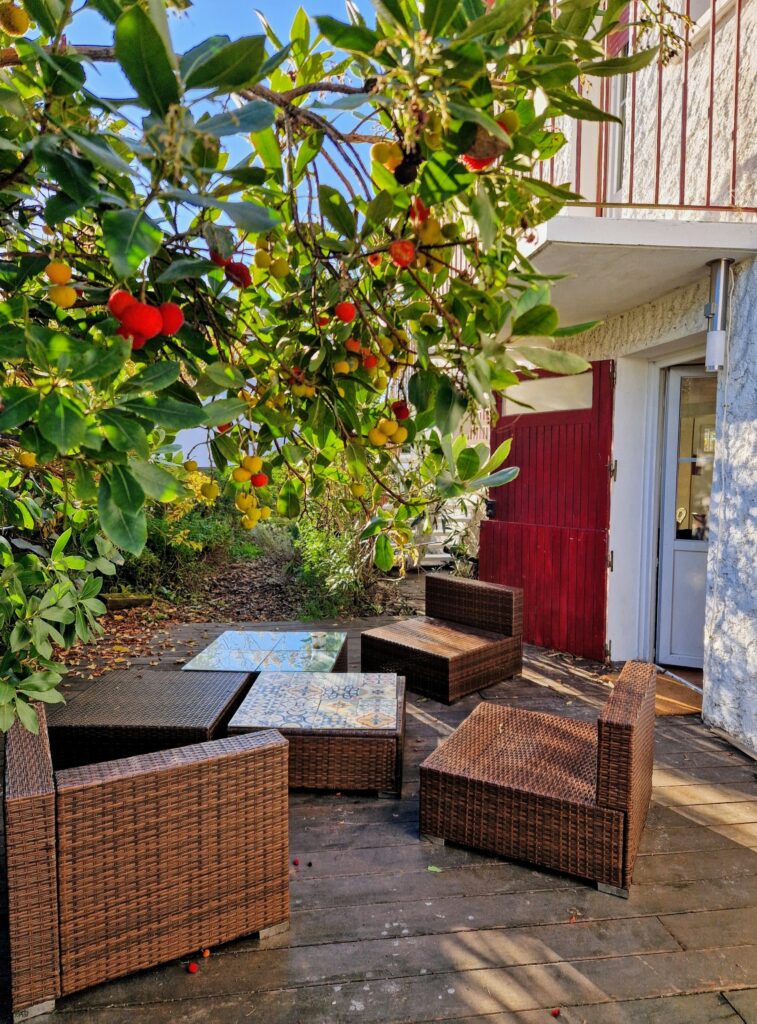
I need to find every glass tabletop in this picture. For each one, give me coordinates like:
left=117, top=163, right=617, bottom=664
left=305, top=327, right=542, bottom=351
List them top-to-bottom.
left=182, top=629, right=347, bottom=673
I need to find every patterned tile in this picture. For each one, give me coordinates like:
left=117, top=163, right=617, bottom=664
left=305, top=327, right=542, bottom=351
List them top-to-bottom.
left=182, top=629, right=346, bottom=673
left=229, top=672, right=401, bottom=733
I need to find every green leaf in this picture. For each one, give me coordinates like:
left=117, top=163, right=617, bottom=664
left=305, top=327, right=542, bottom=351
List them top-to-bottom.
left=23, top=0, right=64, bottom=36
left=422, top=0, right=458, bottom=35
left=457, top=0, right=533, bottom=41
left=114, top=6, right=180, bottom=116
left=314, top=15, right=379, bottom=55
left=184, top=35, right=267, bottom=90
left=180, top=36, right=230, bottom=80
left=256, top=42, right=293, bottom=82
left=581, top=46, right=658, bottom=77
left=199, top=100, right=274, bottom=137
left=66, top=131, right=133, bottom=176
left=420, top=152, right=474, bottom=205
left=318, top=184, right=356, bottom=238
left=163, top=189, right=280, bottom=234
left=362, top=190, right=395, bottom=235
left=102, top=210, right=163, bottom=279
left=156, top=258, right=218, bottom=283
left=512, top=304, right=559, bottom=337
left=553, top=320, right=599, bottom=337
left=69, top=338, right=131, bottom=381
left=514, top=347, right=591, bottom=374
left=119, top=360, right=181, bottom=393
left=434, top=377, right=467, bottom=435
left=0, top=387, right=39, bottom=429
left=38, top=392, right=86, bottom=452
left=120, top=396, right=207, bottom=430
left=203, top=397, right=247, bottom=427
left=98, top=409, right=149, bottom=458
left=456, top=447, right=481, bottom=481
left=128, top=459, right=189, bottom=502
left=107, top=465, right=145, bottom=513
left=468, top=466, right=520, bottom=489
left=98, top=476, right=147, bottom=554
left=276, top=478, right=303, bottom=518
left=374, top=534, right=394, bottom=572
left=15, top=699, right=39, bottom=734
left=0, top=704, right=16, bottom=732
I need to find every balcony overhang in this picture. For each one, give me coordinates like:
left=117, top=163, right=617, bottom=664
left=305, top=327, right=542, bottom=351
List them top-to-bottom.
left=521, top=216, right=757, bottom=325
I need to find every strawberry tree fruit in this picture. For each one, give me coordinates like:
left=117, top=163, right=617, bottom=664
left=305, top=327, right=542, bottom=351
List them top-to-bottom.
left=0, top=2, right=29, bottom=36
left=499, top=110, right=521, bottom=135
left=460, top=153, right=496, bottom=172
left=409, top=197, right=430, bottom=224
left=389, top=240, right=415, bottom=268
left=210, top=250, right=229, bottom=267
left=254, top=250, right=272, bottom=269
left=367, top=253, right=382, bottom=268
left=269, top=257, right=289, bottom=279
left=45, top=261, right=72, bottom=285
left=225, top=261, right=251, bottom=288
left=48, top=285, right=77, bottom=308
left=108, top=290, right=137, bottom=318
left=334, top=301, right=357, bottom=323
left=121, top=302, right=163, bottom=339
left=159, top=302, right=184, bottom=336
left=317, top=314, right=330, bottom=326
left=116, top=325, right=147, bottom=350
left=345, top=338, right=361, bottom=353
left=362, top=353, right=378, bottom=370
left=333, top=359, right=350, bottom=374
left=391, top=400, right=410, bottom=420
left=377, top=417, right=399, bottom=437
left=217, top=423, right=232, bottom=434
left=392, top=426, right=409, bottom=443
left=367, top=427, right=388, bottom=446
left=18, top=450, right=37, bottom=468
left=242, top=455, right=263, bottom=474
left=183, top=459, right=198, bottom=472
left=232, top=467, right=252, bottom=483
left=250, top=472, right=269, bottom=488
left=200, top=481, right=220, bottom=500
left=350, top=482, right=367, bottom=498
left=259, top=507, right=272, bottom=520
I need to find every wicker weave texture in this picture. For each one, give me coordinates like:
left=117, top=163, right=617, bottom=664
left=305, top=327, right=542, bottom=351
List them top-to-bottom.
left=425, top=574, right=523, bottom=637
left=361, top=617, right=521, bottom=704
left=596, top=660, right=657, bottom=888
left=420, top=663, right=657, bottom=891
left=47, top=669, right=252, bottom=769
left=4, top=706, right=61, bottom=1012
left=55, top=731, right=289, bottom=995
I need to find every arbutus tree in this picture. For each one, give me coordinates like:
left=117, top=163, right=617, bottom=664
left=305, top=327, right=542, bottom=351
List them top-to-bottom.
left=0, top=0, right=669, bottom=729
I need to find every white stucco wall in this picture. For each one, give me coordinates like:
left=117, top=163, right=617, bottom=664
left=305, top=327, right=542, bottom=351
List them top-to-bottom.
left=701, top=256, right=757, bottom=755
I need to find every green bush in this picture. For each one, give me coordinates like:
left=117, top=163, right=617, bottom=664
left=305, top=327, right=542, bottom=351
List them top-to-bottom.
left=294, top=508, right=381, bottom=619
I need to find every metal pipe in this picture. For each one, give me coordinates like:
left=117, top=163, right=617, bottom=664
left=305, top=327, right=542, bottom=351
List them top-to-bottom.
left=705, top=257, right=734, bottom=371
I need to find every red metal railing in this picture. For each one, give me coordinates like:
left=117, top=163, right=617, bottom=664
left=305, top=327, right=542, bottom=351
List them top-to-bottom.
left=539, top=0, right=756, bottom=215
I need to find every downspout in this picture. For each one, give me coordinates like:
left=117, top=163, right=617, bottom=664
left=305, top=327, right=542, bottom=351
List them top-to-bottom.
left=704, top=257, right=734, bottom=371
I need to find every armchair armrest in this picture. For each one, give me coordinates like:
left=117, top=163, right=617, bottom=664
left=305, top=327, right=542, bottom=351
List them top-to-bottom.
left=425, top=573, right=523, bottom=636
left=54, top=730, right=289, bottom=996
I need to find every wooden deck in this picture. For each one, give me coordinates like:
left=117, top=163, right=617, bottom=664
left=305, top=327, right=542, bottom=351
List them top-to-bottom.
left=19, top=617, right=757, bottom=1023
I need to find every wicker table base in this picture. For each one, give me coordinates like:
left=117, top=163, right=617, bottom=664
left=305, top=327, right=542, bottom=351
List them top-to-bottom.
left=229, top=672, right=405, bottom=796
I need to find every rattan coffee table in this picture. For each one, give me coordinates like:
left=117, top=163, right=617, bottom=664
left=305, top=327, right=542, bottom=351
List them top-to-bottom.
left=181, top=629, right=348, bottom=673
left=47, top=669, right=252, bottom=770
left=228, top=671, right=406, bottom=796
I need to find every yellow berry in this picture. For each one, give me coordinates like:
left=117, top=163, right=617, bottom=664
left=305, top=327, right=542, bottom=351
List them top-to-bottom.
left=0, top=3, right=30, bottom=37
left=370, top=142, right=392, bottom=164
left=382, top=142, right=403, bottom=171
left=418, top=218, right=443, bottom=245
left=254, top=250, right=272, bottom=269
left=269, top=257, right=289, bottom=279
left=45, top=261, right=72, bottom=285
left=48, top=285, right=77, bottom=309
left=377, top=335, right=394, bottom=355
left=347, top=356, right=360, bottom=372
left=333, top=360, right=351, bottom=375
left=375, top=373, right=388, bottom=389
left=292, top=383, right=308, bottom=397
left=303, top=384, right=316, bottom=398
left=337, top=386, right=345, bottom=398
left=377, top=417, right=399, bottom=437
left=392, top=426, right=408, bottom=444
left=368, top=427, right=388, bottom=446
left=18, top=451, right=36, bottom=468
left=242, top=455, right=263, bottom=474
left=183, top=459, right=198, bottom=472
left=232, top=467, right=251, bottom=483
left=200, top=482, right=216, bottom=499
left=350, top=482, right=367, bottom=498
left=259, top=506, right=272, bottom=520
left=241, top=514, right=258, bottom=530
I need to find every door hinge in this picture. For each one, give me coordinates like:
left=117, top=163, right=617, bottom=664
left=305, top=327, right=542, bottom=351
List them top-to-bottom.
left=608, top=458, right=618, bottom=482
left=607, top=549, right=614, bottom=571
left=604, top=640, right=612, bottom=665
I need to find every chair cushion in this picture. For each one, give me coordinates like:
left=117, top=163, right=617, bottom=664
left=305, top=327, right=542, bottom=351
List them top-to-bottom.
left=363, top=616, right=504, bottom=658
left=422, top=700, right=598, bottom=805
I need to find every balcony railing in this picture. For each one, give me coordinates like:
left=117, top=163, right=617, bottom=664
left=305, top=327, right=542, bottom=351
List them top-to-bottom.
left=538, top=0, right=756, bottom=217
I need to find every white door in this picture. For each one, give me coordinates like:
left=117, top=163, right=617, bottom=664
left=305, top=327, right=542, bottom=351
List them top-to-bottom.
left=657, top=368, right=717, bottom=667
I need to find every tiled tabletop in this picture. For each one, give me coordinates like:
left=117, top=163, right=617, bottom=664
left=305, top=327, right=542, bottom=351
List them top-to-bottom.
left=182, top=630, right=347, bottom=673
left=228, top=672, right=402, bottom=733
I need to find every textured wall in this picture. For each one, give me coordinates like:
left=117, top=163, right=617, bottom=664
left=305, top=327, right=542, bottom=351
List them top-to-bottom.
left=702, top=257, right=757, bottom=755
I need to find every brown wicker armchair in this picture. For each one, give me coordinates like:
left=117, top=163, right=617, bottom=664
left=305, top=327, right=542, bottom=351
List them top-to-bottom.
left=361, top=574, right=523, bottom=704
left=419, top=660, right=657, bottom=896
left=5, top=705, right=290, bottom=1021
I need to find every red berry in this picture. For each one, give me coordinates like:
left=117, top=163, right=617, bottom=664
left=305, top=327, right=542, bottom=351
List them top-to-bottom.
left=460, top=153, right=496, bottom=172
left=409, top=196, right=430, bottom=224
left=389, top=240, right=415, bottom=268
left=210, top=250, right=229, bottom=267
left=367, top=253, right=382, bottom=268
left=225, top=261, right=252, bottom=289
left=108, top=290, right=137, bottom=320
left=159, top=301, right=184, bottom=336
left=334, top=301, right=357, bottom=324
left=120, top=302, right=163, bottom=340
left=317, top=314, right=330, bottom=327
left=116, top=325, right=147, bottom=350
left=345, top=338, right=361, bottom=353
left=362, top=354, right=378, bottom=370
left=391, top=400, right=410, bottom=420
left=217, top=423, right=232, bottom=434
left=250, top=472, right=269, bottom=488
left=292, top=857, right=300, bottom=866
left=201, top=948, right=211, bottom=958
left=186, top=962, right=199, bottom=975
left=550, top=1011, right=560, bottom=1019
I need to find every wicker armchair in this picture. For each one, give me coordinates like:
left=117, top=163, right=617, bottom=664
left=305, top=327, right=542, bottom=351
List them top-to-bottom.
left=361, top=574, right=523, bottom=704
left=419, top=660, right=657, bottom=896
left=5, top=705, right=290, bottom=1021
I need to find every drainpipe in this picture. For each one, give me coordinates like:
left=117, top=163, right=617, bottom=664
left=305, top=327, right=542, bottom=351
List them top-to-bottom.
left=704, top=257, right=734, bottom=371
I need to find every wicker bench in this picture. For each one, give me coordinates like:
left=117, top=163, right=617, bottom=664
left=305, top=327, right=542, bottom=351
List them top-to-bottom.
left=361, top=574, right=523, bottom=703
left=419, top=660, right=657, bottom=896
left=5, top=705, right=290, bottom=1022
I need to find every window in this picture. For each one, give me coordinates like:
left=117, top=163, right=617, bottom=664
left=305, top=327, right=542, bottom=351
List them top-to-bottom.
left=502, top=372, right=593, bottom=416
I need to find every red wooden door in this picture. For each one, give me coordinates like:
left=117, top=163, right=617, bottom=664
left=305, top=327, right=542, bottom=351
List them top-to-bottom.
left=479, top=360, right=614, bottom=661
